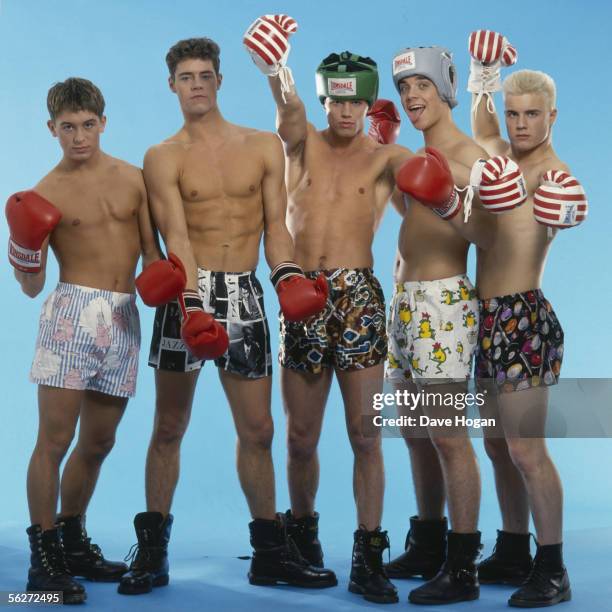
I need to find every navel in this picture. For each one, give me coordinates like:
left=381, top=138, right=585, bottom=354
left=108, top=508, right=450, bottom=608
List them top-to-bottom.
left=306, top=179, right=312, bottom=187
left=358, top=187, right=365, bottom=194
left=131, top=209, right=137, bottom=216
left=72, top=218, right=81, bottom=226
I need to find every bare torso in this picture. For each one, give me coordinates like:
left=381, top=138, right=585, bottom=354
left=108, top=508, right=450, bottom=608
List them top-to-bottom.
left=163, top=124, right=274, bottom=272
left=287, top=126, right=399, bottom=271
left=396, top=135, right=488, bottom=282
left=477, top=148, right=567, bottom=299
left=36, top=154, right=145, bottom=293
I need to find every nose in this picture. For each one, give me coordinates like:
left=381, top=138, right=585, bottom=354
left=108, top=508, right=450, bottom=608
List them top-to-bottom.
left=340, top=102, right=353, bottom=117
left=516, top=113, right=527, bottom=129
left=73, top=128, right=85, bottom=143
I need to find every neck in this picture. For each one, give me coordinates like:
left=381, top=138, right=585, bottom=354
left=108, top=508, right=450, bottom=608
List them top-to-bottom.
left=183, top=107, right=227, bottom=139
left=423, top=113, right=461, bottom=148
left=323, top=128, right=366, bottom=150
left=512, top=137, right=555, bottom=164
left=59, top=149, right=104, bottom=172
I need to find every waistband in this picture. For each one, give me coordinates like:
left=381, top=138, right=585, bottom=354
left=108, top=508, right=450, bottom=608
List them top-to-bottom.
left=304, top=267, right=374, bottom=276
left=197, top=268, right=257, bottom=278
left=395, top=273, right=473, bottom=293
left=55, top=282, right=136, bottom=305
left=479, top=288, right=545, bottom=305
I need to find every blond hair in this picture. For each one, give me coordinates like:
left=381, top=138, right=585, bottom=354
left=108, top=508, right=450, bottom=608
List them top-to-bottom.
left=503, top=69, right=556, bottom=109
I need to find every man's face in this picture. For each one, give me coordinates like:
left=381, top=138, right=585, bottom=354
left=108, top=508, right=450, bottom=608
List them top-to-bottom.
left=169, top=58, right=222, bottom=116
left=398, top=75, right=446, bottom=130
left=504, top=93, right=557, bottom=153
left=324, top=99, right=368, bottom=137
left=47, top=110, right=106, bottom=161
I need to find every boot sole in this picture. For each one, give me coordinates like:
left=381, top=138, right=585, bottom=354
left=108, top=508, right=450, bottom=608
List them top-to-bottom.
left=385, top=569, right=438, bottom=580
left=74, top=573, right=128, bottom=583
left=249, top=574, right=337, bottom=589
left=117, top=575, right=169, bottom=595
left=480, top=576, right=529, bottom=586
left=348, top=581, right=399, bottom=604
left=508, top=588, right=572, bottom=608
left=408, top=590, right=479, bottom=605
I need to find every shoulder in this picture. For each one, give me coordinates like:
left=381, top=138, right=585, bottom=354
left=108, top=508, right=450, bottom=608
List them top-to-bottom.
left=447, top=135, right=489, bottom=167
left=143, top=141, right=185, bottom=171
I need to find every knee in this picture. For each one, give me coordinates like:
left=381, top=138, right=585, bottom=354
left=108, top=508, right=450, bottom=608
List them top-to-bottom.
left=151, top=418, right=188, bottom=451
left=239, top=418, right=274, bottom=452
left=348, top=427, right=381, bottom=458
left=287, top=428, right=318, bottom=462
left=36, top=432, right=74, bottom=464
left=77, top=436, right=116, bottom=463
left=404, top=436, right=434, bottom=455
left=430, top=436, right=471, bottom=463
left=484, top=436, right=511, bottom=464
left=505, top=439, right=544, bottom=476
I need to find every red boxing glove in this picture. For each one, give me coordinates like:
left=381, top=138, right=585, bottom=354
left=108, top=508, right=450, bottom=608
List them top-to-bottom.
left=367, top=99, right=401, bottom=145
left=396, top=148, right=461, bottom=220
left=533, top=170, right=588, bottom=229
left=6, top=190, right=62, bottom=273
left=136, top=252, right=187, bottom=307
left=270, top=262, right=328, bottom=321
left=178, top=290, right=229, bottom=360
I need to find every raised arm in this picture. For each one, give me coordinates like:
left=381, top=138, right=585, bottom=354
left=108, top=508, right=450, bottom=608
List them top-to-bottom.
left=243, top=14, right=307, bottom=154
left=467, top=29, right=516, bottom=156
left=142, top=145, right=199, bottom=289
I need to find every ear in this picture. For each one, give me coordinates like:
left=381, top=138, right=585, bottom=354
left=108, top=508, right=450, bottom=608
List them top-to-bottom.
left=217, top=72, right=223, bottom=90
left=168, top=75, right=177, bottom=93
left=549, top=108, right=558, bottom=126
left=99, top=115, right=107, bottom=133
left=47, top=120, right=57, bottom=137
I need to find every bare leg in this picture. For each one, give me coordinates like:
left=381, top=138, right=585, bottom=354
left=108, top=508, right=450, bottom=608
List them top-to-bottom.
left=337, top=364, right=385, bottom=530
left=281, top=367, right=333, bottom=517
left=145, top=369, right=199, bottom=514
left=219, top=371, right=275, bottom=519
left=395, top=382, right=445, bottom=519
left=27, top=386, right=82, bottom=529
left=499, top=387, right=562, bottom=544
left=60, top=390, right=127, bottom=516
left=481, top=391, right=530, bottom=533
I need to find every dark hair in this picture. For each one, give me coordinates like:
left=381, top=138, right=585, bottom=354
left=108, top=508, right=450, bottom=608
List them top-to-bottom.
left=166, top=38, right=221, bottom=79
left=47, top=77, right=105, bottom=121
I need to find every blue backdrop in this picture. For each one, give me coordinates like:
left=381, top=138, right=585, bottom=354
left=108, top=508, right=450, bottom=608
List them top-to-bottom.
left=1, top=1, right=611, bottom=609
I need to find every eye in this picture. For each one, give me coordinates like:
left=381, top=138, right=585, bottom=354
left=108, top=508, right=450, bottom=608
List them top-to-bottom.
left=418, top=82, right=428, bottom=89
left=527, top=111, right=540, bottom=117
left=84, top=122, right=95, bottom=129
left=62, top=125, right=73, bottom=132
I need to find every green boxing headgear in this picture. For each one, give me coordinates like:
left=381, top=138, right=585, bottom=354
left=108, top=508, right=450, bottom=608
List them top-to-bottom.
left=315, top=51, right=379, bottom=108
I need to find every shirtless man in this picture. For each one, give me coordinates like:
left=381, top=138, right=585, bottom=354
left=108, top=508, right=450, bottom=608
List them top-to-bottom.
left=243, top=14, right=460, bottom=604
left=468, top=29, right=587, bottom=608
left=118, top=37, right=336, bottom=595
left=382, top=46, right=499, bottom=606
left=9, top=77, right=159, bottom=603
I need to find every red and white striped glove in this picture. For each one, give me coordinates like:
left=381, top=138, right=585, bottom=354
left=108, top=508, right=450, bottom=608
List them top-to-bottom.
left=243, top=14, right=297, bottom=98
left=468, top=30, right=517, bottom=113
left=474, top=156, right=528, bottom=214
left=534, top=171, right=588, bottom=229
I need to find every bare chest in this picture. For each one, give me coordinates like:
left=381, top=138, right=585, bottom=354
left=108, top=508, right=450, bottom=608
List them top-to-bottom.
left=179, top=145, right=265, bottom=203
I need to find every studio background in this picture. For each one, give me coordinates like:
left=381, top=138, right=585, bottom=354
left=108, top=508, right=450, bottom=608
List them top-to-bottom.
left=1, top=0, right=611, bottom=608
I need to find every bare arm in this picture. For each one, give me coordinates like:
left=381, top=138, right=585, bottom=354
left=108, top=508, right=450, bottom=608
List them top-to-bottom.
left=268, top=75, right=308, bottom=156
left=471, top=93, right=509, bottom=156
left=261, top=134, right=295, bottom=269
left=143, top=145, right=199, bottom=288
left=136, top=171, right=163, bottom=270
left=14, top=237, right=49, bottom=298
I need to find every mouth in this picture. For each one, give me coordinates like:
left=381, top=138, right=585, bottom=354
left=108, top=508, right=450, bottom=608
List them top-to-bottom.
left=191, top=95, right=208, bottom=100
left=406, top=104, right=425, bottom=122
left=339, top=122, right=354, bottom=129
left=73, top=147, right=89, bottom=153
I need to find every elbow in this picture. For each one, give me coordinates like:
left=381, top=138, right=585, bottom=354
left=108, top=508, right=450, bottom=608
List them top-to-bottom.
left=22, top=283, right=43, bottom=299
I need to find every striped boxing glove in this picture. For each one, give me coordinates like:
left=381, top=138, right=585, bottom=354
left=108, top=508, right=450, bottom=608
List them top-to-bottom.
left=243, top=14, right=297, bottom=99
left=468, top=30, right=517, bottom=113
left=474, top=156, right=528, bottom=214
left=534, top=171, right=588, bottom=229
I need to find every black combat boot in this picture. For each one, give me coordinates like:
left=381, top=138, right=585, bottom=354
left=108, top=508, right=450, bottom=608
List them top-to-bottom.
left=285, top=510, right=324, bottom=567
left=117, top=512, right=173, bottom=595
left=57, top=514, right=127, bottom=582
left=248, top=514, right=337, bottom=588
left=385, top=516, right=447, bottom=579
left=26, top=524, right=86, bottom=605
left=348, top=526, right=398, bottom=604
left=479, top=530, right=533, bottom=586
left=408, top=531, right=481, bottom=605
left=508, top=543, right=571, bottom=608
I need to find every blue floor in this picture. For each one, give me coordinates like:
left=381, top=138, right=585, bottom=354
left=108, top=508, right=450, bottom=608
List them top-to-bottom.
left=1, top=524, right=610, bottom=610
